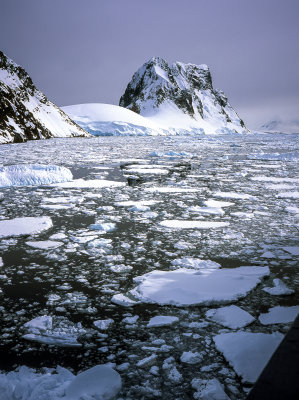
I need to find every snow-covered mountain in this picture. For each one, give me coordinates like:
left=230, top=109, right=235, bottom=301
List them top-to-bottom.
left=0, top=50, right=90, bottom=144
left=119, top=57, right=249, bottom=135
left=260, top=119, right=299, bottom=134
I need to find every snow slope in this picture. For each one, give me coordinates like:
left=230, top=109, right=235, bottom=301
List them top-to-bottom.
left=0, top=50, right=90, bottom=144
left=62, top=103, right=166, bottom=136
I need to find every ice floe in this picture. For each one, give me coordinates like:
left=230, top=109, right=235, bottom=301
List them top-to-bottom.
left=0, top=164, right=72, bottom=187
left=145, top=186, right=199, bottom=193
left=214, top=191, right=255, bottom=200
left=0, top=217, right=52, bottom=238
left=159, top=220, right=229, bottom=229
left=25, top=240, right=63, bottom=249
left=124, top=266, right=269, bottom=306
left=262, top=278, right=295, bottom=295
left=206, top=305, right=255, bottom=329
left=258, top=305, right=299, bottom=325
left=22, top=315, right=86, bottom=347
left=147, top=315, right=179, bottom=328
left=94, top=319, right=114, bottom=330
left=213, top=331, right=284, bottom=383
left=65, top=364, right=121, bottom=400
left=0, top=365, right=121, bottom=400
left=191, top=378, right=230, bottom=400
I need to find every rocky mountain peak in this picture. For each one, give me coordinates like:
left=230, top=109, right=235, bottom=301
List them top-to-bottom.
left=120, top=57, right=248, bottom=134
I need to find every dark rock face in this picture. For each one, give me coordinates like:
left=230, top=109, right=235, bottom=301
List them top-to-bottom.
left=0, top=51, right=89, bottom=144
left=120, top=57, right=248, bottom=134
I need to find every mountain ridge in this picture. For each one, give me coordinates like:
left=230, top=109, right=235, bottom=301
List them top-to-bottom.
left=0, top=50, right=90, bottom=144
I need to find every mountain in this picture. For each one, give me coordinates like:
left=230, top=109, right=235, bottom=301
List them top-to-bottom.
left=0, top=51, right=90, bottom=144
left=119, top=57, right=249, bottom=135
left=260, top=119, right=299, bottom=134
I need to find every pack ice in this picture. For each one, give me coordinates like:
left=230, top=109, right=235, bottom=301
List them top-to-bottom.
left=0, top=217, right=52, bottom=238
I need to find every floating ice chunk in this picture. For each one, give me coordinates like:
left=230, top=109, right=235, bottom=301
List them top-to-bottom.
left=149, top=150, right=193, bottom=157
left=0, top=164, right=73, bottom=187
left=125, top=167, right=169, bottom=175
left=251, top=176, right=299, bottom=183
left=55, top=179, right=125, bottom=188
left=145, top=186, right=199, bottom=193
left=214, top=192, right=256, bottom=200
left=277, top=192, right=299, bottom=199
left=114, top=200, right=159, bottom=207
left=204, top=200, right=234, bottom=208
left=40, top=204, right=73, bottom=210
left=129, top=204, right=150, bottom=212
left=188, top=206, right=225, bottom=216
left=286, top=206, right=299, bottom=214
left=0, top=217, right=52, bottom=238
left=159, top=220, right=229, bottom=229
left=89, top=222, right=116, bottom=232
left=26, top=240, right=63, bottom=249
left=282, top=246, right=299, bottom=256
left=260, top=251, right=275, bottom=258
left=0, top=257, right=3, bottom=267
left=171, top=258, right=221, bottom=270
left=110, top=264, right=133, bottom=273
left=127, top=266, right=269, bottom=306
left=263, top=278, right=294, bottom=295
left=111, top=293, right=137, bottom=307
left=206, top=305, right=255, bottom=329
left=258, top=306, right=299, bottom=325
left=23, top=315, right=86, bottom=347
left=24, top=315, right=52, bottom=332
left=122, top=315, right=139, bottom=324
left=147, top=316, right=179, bottom=327
left=94, top=319, right=114, bottom=330
left=213, top=331, right=283, bottom=383
left=180, top=351, right=203, bottom=364
left=137, top=354, right=157, bottom=368
left=65, top=364, right=121, bottom=400
left=168, top=366, right=182, bottom=383
left=191, top=378, right=231, bottom=400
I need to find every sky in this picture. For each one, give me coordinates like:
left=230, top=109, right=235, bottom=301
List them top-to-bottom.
left=1, top=0, right=298, bottom=128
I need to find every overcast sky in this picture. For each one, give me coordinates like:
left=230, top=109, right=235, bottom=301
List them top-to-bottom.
left=1, top=0, right=298, bottom=128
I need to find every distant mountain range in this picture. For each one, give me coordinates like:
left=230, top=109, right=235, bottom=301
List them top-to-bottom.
left=0, top=50, right=90, bottom=144
left=260, top=119, right=299, bottom=134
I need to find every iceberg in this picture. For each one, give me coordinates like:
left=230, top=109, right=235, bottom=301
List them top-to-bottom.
left=0, top=164, right=73, bottom=187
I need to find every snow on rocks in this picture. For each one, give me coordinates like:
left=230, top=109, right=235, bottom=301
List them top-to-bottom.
left=0, top=164, right=73, bottom=187
left=0, top=217, right=52, bottom=238
left=159, top=220, right=229, bottom=229
left=124, top=266, right=269, bottom=306
left=262, top=278, right=295, bottom=295
left=206, top=305, right=255, bottom=329
left=258, top=306, right=299, bottom=325
left=22, top=315, right=86, bottom=347
left=147, top=315, right=179, bottom=328
left=213, top=331, right=284, bottom=383
left=191, top=378, right=231, bottom=400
